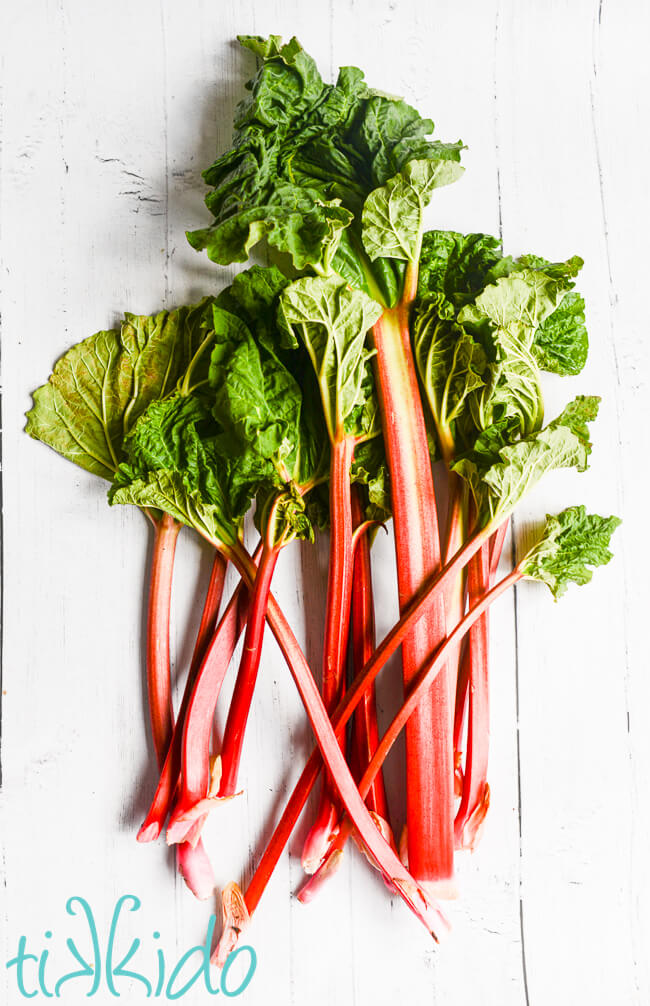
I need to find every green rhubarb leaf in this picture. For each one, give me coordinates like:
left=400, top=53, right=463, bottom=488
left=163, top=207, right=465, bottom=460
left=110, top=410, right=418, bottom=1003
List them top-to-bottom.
left=188, top=35, right=464, bottom=302
left=236, top=35, right=325, bottom=125
left=361, top=159, right=464, bottom=263
left=417, top=231, right=504, bottom=311
left=414, top=236, right=589, bottom=452
left=482, top=253, right=587, bottom=377
left=223, top=264, right=295, bottom=352
left=459, top=268, right=576, bottom=438
left=459, top=269, right=573, bottom=351
left=210, top=270, right=329, bottom=505
left=279, top=275, right=382, bottom=441
left=532, top=292, right=588, bottom=376
left=25, top=301, right=214, bottom=480
left=412, top=304, right=486, bottom=460
left=209, top=305, right=301, bottom=468
left=109, top=390, right=257, bottom=532
left=547, top=394, right=600, bottom=469
left=453, top=396, right=600, bottom=526
left=350, top=435, right=391, bottom=521
left=110, top=469, right=237, bottom=547
left=255, top=483, right=314, bottom=545
left=519, top=505, right=621, bottom=599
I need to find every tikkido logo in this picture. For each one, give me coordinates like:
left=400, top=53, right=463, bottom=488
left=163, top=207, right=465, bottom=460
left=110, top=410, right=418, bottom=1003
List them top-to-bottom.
left=5, top=895, right=257, bottom=1000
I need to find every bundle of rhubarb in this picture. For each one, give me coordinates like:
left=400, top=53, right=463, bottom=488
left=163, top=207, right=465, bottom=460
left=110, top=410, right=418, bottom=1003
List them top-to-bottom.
left=26, top=34, right=620, bottom=962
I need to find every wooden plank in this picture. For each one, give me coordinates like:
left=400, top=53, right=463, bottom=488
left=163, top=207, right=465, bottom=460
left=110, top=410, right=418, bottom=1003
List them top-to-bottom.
left=495, top=0, right=643, bottom=1002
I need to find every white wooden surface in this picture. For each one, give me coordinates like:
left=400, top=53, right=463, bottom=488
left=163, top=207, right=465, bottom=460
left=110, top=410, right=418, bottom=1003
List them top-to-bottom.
left=1, top=1, right=648, bottom=1003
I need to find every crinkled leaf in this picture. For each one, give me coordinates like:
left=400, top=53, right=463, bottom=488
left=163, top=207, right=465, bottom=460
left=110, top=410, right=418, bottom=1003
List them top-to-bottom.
left=188, top=35, right=464, bottom=298
left=236, top=35, right=325, bottom=126
left=361, top=159, right=464, bottom=263
left=189, top=189, right=352, bottom=273
left=417, top=231, right=504, bottom=311
left=414, top=236, right=589, bottom=450
left=483, top=253, right=587, bottom=377
left=223, top=264, right=295, bottom=352
left=459, top=268, right=576, bottom=438
left=459, top=268, right=573, bottom=351
left=210, top=272, right=329, bottom=501
left=280, top=275, right=382, bottom=440
left=532, top=292, right=588, bottom=376
left=25, top=301, right=214, bottom=480
left=412, top=303, right=486, bottom=459
left=209, top=305, right=301, bottom=467
left=110, top=393, right=253, bottom=535
left=547, top=394, right=600, bottom=470
left=453, top=396, right=599, bottom=526
left=351, top=435, right=391, bottom=522
left=110, top=469, right=237, bottom=547
left=255, top=483, right=314, bottom=545
left=519, top=505, right=621, bottom=599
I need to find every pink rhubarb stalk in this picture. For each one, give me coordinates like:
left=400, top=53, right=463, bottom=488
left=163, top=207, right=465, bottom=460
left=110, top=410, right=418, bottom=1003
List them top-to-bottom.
left=371, top=273, right=453, bottom=888
left=301, top=434, right=356, bottom=872
left=350, top=486, right=390, bottom=826
left=146, top=512, right=181, bottom=760
left=144, top=522, right=227, bottom=899
left=218, top=538, right=281, bottom=797
left=454, top=542, right=491, bottom=849
left=137, top=560, right=242, bottom=843
left=165, top=565, right=252, bottom=845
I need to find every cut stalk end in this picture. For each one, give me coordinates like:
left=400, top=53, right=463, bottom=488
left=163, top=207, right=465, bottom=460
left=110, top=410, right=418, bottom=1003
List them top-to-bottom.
left=211, top=882, right=250, bottom=969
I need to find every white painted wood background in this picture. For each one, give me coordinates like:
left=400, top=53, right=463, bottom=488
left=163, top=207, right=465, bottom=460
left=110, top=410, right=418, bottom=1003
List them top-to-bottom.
left=1, top=0, right=648, bottom=1002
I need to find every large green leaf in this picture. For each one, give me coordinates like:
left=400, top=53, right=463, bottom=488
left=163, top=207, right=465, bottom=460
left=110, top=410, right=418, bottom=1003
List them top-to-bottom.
left=188, top=35, right=464, bottom=301
left=361, top=159, right=464, bottom=264
left=417, top=231, right=504, bottom=311
left=459, top=268, right=577, bottom=439
left=211, top=269, right=329, bottom=504
left=280, top=275, right=382, bottom=440
left=532, top=292, right=588, bottom=376
left=26, top=301, right=214, bottom=480
left=209, top=305, right=301, bottom=467
left=452, top=396, right=600, bottom=526
left=110, top=469, right=237, bottom=548
left=519, top=505, right=621, bottom=599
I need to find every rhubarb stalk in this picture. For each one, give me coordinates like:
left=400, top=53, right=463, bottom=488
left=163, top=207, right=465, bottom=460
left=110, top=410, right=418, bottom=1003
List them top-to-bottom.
left=371, top=271, right=453, bottom=888
left=301, top=433, right=355, bottom=871
left=350, top=486, right=390, bottom=825
left=146, top=511, right=181, bottom=760
left=218, top=537, right=281, bottom=797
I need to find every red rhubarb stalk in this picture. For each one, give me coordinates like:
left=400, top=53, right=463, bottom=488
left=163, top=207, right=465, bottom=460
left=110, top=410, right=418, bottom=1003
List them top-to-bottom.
left=371, top=277, right=453, bottom=888
left=301, top=434, right=355, bottom=872
left=350, top=486, right=390, bottom=825
left=146, top=511, right=181, bottom=760
left=452, top=519, right=509, bottom=784
left=453, top=519, right=509, bottom=801
left=145, top=522, right=227, bottom=898
left=226, top=530, right=498, bottom=914
left=218, top=535, right=281, bottom=798
left=454, top=542, right=491, bottom=849
left=189, top=553, right=229, bottom=676
left=165, top=567, right=252, bottom=844
left=137, top=570, right=245, bottom=843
